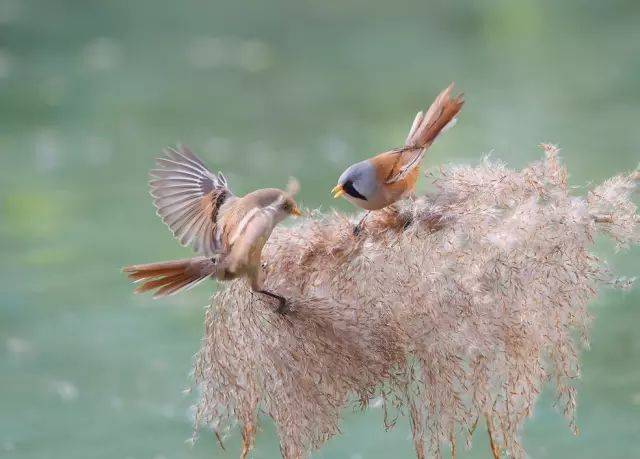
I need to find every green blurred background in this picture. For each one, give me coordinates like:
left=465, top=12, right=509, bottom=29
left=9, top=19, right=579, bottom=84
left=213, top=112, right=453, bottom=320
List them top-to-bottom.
left=1, top=0, right=639, bottom=457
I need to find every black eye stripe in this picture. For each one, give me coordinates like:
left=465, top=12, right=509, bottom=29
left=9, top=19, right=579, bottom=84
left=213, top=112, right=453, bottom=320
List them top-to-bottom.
left=343, top=181, right=367, bottom=200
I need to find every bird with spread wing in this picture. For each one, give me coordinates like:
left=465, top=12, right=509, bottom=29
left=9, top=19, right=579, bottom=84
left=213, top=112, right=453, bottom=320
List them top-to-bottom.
left=123, top=146, right=302, bottom=314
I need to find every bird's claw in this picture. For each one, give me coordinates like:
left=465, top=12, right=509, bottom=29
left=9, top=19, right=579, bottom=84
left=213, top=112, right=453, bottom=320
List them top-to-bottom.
left=353, top=211, right=370, bottom=236
left=257, top=290, right=290, bottom=315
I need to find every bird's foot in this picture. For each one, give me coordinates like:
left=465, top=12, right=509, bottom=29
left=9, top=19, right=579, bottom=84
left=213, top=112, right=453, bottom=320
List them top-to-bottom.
left=353, top=211, right=371, bottom=236
left=258, top=289, right=290, bottom=315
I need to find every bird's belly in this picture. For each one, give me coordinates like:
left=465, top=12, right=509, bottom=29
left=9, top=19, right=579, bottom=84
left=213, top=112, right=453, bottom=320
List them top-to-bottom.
left=344, top=186, right=406, bottom=210
left=344, top=194, right=381, bottom=210
left=224, top=235, right=268, bottom=276
left=248, top=237, right=267, bottom=264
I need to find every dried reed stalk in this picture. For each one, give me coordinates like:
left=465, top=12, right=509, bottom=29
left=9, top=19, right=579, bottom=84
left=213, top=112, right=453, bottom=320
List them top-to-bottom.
left=193, top=145, right=639, bottom=458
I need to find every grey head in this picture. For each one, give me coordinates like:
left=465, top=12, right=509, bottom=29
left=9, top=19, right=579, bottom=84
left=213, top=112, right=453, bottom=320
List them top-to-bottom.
left=335, top=160, right=378, bottom=202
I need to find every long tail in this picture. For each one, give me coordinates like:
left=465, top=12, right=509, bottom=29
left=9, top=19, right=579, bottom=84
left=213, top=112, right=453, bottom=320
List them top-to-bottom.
left=405, top=82, right=465, bottom=148
left=386, top=83, right=464, bottom=184
left=122, top=256, right=217, bottom=298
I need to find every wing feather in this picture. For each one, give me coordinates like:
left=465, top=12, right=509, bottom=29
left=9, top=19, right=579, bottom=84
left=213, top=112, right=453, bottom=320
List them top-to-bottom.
left=149, top=145, right=234, bottom=256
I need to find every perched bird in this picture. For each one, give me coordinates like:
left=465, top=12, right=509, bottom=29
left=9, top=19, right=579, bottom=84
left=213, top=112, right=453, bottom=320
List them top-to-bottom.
left=331, top=83, right=464, bottom=233
left=122, top=146, right=302, bottom=314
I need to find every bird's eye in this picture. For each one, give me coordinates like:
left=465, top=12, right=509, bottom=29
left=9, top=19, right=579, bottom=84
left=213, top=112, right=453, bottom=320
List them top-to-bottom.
left=282, top=202, right=291, bottom=211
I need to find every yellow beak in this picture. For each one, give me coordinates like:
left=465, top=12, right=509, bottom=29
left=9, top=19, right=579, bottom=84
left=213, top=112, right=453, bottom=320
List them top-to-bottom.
left=331, top=184, right=345, bottom=199
left=291, top=206, right=303, bottom=217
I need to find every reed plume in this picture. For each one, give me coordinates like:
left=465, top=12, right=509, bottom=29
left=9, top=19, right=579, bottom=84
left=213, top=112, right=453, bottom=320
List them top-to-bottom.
left=192, top=145, right=639, bottom=459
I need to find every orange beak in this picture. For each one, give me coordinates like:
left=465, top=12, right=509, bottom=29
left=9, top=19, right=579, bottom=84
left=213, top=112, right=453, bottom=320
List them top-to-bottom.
left=331, top=184, right=345, bottom=199
left=291, top=206, right=303, bottom=217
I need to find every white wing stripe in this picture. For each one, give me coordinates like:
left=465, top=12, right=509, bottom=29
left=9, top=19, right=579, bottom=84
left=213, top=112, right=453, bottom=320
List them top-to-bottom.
left=168, top=146, right=208, bottom=169
left=160, top=150, right=223, bottom=186
left=156, top=157, right=214, bottom=178
left=152, top=163, right=206, bottom=181
left=149, top=169, right=202, bottom=181
left=150, top=187, right=202, bottom=199
left=155, top=193, right=204, bottom=208
left=157, top=197, right=204, bottom=214
left=162, top=205, right=202, bottom=227
left=229, top=207, right=262, bottom=246
left=177, top=213, right=205, bottom=245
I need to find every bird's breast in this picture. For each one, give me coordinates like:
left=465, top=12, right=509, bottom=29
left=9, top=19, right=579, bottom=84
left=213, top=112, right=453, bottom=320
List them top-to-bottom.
left=344, top=193, right=388, bottom=211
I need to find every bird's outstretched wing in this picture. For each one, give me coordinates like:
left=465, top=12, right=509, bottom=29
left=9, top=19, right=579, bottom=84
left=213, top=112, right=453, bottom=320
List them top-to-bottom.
left=386, top=83, right=464, bottom=184
left=149, top=145, right=235, bottom=256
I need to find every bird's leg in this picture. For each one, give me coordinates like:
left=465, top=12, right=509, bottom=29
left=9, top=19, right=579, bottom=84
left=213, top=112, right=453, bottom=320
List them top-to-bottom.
left=353, top=211, right=371, bottom=236
left=258, top=289, right=289, bottom=315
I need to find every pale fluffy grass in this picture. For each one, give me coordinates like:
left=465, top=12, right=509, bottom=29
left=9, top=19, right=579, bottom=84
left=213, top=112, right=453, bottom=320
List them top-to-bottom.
left=193, top=145, right=639, bottom=458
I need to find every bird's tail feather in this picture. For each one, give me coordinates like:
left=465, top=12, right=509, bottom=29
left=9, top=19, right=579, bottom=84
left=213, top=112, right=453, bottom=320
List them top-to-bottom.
left=405, top=82, right=465, bottom=148
left=385, top=84, right=465, bottom=185
left=122, top=256, right=217, bottom=298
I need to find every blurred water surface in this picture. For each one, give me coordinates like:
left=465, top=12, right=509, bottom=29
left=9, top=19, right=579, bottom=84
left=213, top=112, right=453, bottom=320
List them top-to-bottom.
left=1, top=1, right=639, bottom=458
